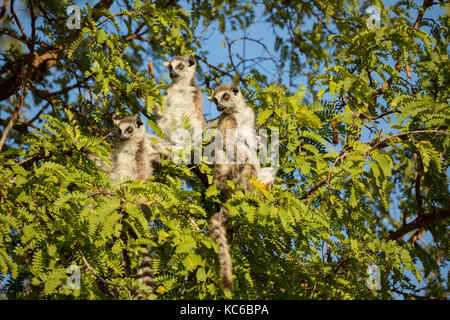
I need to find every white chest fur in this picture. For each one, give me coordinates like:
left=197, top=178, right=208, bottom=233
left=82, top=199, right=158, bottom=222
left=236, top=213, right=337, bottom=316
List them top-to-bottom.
left=162, top=83, right=196, bottom=123
left=219, top=105, right=255, bottom=131
left=235, top=106, right=255, bottom=129
left=109, top=141, right=140, bottom=182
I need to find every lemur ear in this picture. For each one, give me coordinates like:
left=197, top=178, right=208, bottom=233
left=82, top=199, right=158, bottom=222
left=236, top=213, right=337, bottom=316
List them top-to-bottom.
left=187, top=54, right=195, bottom=66
left=162, top=61, right=170, bottom=68
left=230, top=83, right=240, bottom=95
left=206, top=95, right=213, bottom=101
left=134, top=114, right=143, bottom=127
left=113, top=118, right=120, bottom=127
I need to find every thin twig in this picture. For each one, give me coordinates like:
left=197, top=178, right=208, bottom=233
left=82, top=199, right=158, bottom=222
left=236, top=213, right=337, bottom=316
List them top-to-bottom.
left=0, top=0, right=9, bottom=25
left=10, top=0, right=28, bottom=41
left=374, top=0, right=434, bottom=98
left=0, top=87, right=28, bottom=152
left=367, top=130, right=450, bottom=154
left=414, top=153, right=424, bottom=217
left=387, top=209, right=450, bottom=240
left=78, top=249, right=133, bottom=299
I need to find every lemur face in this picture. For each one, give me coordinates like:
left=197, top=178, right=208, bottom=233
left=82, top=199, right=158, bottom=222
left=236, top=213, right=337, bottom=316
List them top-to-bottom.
left=163, top=55, right=196, bottom=81
left=209, top=83, right=241, bottom=113
left=113, top=115, right=144, bottom=141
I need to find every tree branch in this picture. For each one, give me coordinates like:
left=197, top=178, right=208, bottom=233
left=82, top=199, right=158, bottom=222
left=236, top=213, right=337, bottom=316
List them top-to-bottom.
left=0, top=0, right=115, bottom=102
left=0, top=0, right=8, bottom=25
left=10, top=0, right=27, bottom=41
left=374, top=0, right=434, bottom=97
left=413, top=0, right=434, bottom=30
left=0, top=48, right=60, bottom=102
left=0, top=87, right=28, bottom=152
left=302, top=129, right=449, bottom=202
left=367, top=130, right=450, bottom=154
left=16, top=147, right=75, bottom=169
left=415, top=153, right=425, bottom=217
left=190, top=166, right=211, bottom=188
left=300, top=178, right=327, bottom=201
left=387, top=208, right=450, bottom=240
left=78, top=248, right=132, bottom=299
left=393, top=287, right=449, bottom=300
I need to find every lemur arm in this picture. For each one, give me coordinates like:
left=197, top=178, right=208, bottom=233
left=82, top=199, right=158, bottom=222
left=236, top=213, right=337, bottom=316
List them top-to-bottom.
left=138, top=93, right=162, bottom=117
left=153, top=102, right=163, bottom=117
left=155, top=143, right=171, bottom=158
left=88, top=154, right=113, bottom=173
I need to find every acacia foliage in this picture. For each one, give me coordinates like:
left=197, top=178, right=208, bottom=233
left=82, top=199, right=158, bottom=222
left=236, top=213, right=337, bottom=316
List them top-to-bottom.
left=0, top=0, right=449, bottom=299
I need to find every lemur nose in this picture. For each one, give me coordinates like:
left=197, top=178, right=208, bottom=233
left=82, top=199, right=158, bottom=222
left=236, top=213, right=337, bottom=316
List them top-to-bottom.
left=217, top=104, right=226, bottom=111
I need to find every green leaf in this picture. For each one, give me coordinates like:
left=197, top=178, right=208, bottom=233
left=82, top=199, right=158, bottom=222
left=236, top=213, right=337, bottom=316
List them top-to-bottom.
left=97, top=29, right=108, bottom=44
left=329, top=81, right=336, bottom=95
left=257, top=109, right=273, bottom=126
left=148, top=119, right=163, bottom=138
left=373, top=152, right=393, bottom=177
left=205, top=184, right=219, bottom=198
left=196, top=267, right=207, bottom=282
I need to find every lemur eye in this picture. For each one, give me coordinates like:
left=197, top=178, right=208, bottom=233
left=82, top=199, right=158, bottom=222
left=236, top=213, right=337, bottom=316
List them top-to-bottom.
left=177, top=64, right=184, bottom=70
left=223, top=93, right=230, bottom=101
left=213, top=97, right=218, bottom=104
left=127, top=127, right=133, bottom=134
left=118, top=129, right=122, bottom=134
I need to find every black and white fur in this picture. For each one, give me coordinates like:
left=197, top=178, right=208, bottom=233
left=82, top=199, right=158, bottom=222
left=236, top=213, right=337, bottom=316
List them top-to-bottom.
left=154, top=55, right=205, bottom=145
left=206, top=83, right=276, bottom=291
left=208, top=83, right=276, bottom=194
left=90, top=114, right=169, bottom=185
left=89, top=115, right=169, bottom=299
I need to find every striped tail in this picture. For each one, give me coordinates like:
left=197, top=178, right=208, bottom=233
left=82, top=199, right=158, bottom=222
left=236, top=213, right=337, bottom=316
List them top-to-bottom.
left=209, top=208, right=233, bottom=291
left=136, top=245, right=154, bottom=299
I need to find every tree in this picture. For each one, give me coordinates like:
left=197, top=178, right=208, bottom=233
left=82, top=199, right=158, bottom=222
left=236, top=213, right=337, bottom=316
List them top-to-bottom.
left=0, top=0, right=448, bottom=300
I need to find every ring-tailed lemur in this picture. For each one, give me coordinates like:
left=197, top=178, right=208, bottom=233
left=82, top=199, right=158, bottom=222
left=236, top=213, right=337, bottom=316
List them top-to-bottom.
left=154, top=55, right=206, bottom=146
left=206, top=83, right=276, bottom=291
left=208, top=83, right=276, bottom=194
left=89, top=114, right=169, bottom=299
left=89, top=114, right=170, bottom=185
left=209, top=206, right=233, bottom=290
